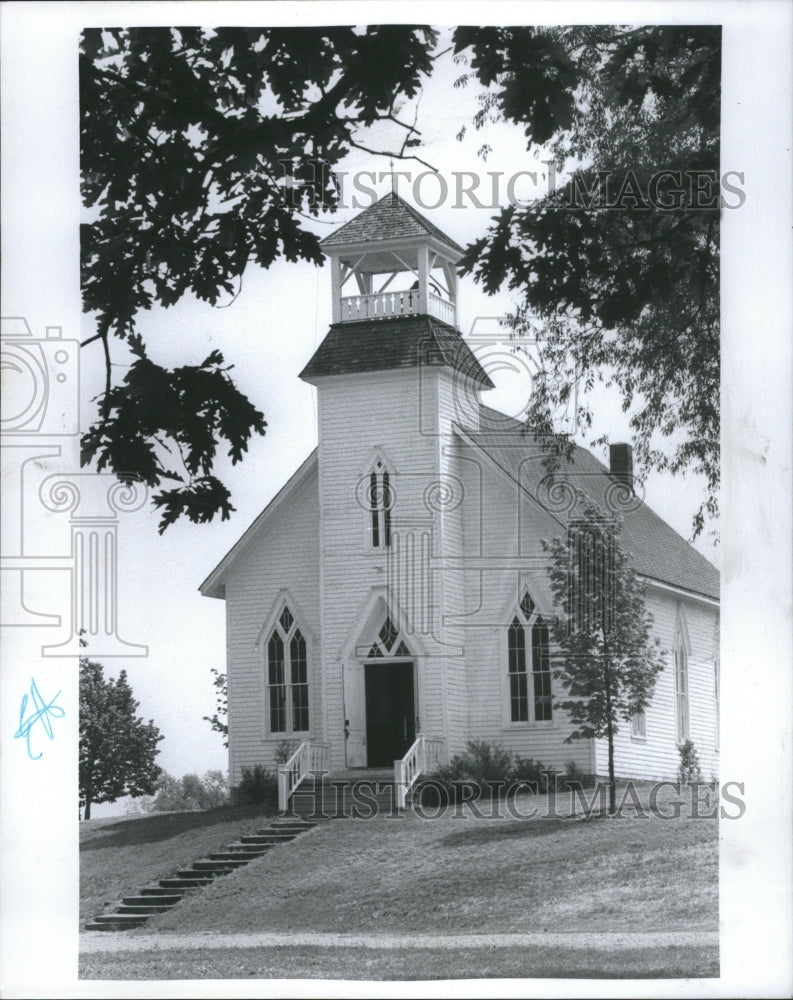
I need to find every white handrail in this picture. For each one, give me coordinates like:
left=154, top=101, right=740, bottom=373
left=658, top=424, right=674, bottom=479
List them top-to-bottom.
left=338, top=290, right=456, bottom=326
left=394, top=734, right=445, bottom=809
left=277, top=741, right=330, bottom=812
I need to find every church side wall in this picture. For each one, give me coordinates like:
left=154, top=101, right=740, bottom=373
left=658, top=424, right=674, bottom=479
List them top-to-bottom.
left=456, top=447, right=593, bottom=774
left=223, top=467, right=321, bottom=787
left=595, top=589, right=720, bottom=782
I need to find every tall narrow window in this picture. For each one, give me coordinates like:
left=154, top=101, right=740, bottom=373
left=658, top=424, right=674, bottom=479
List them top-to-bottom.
left=369, top=459, right=391, bottom=549
left=508, top=592, right=552, bottom=723
left=266, top=606, right=310, bottom=735
left=508, top=617, right=528, bottom=722
left=531, top=618, right=552, bottom=721
left=674, top=630, right=689, bottom=744
left=267, top=631, right=286, bottom=733
left=714, top=655, right=720, bottom=750
left=631, top=710, right=646, bottom=738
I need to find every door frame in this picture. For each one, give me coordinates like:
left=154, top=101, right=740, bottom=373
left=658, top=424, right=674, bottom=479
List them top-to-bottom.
left=362, top=658, right=417, bottom=767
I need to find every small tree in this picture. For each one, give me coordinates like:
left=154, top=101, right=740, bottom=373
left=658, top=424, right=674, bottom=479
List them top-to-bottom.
left=544, top=503, right=664, bottom=814
left=79, top=658, right=164, bottom=819
left=203, top=668, right=228, bottom=748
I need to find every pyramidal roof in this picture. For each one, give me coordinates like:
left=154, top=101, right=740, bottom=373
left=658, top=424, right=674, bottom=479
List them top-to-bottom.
left=320, top=192, right=465, bottom=254
left=300, top=315, right=494, bottom=388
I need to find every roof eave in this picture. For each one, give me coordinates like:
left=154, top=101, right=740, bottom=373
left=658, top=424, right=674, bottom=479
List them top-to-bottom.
left=319, top=231, right=464, bottom=261
left=198, top=450, right=318, bottom=599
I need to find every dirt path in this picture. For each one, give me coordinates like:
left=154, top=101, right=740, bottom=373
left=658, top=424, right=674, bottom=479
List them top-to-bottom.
left=80, top=929, right=718, bottom=954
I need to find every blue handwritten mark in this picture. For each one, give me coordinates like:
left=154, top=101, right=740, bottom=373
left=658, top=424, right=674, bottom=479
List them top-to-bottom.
left=14, top=677, right=65, bottom=760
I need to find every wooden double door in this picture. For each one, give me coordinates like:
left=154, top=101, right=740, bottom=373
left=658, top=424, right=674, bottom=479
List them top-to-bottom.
left=364, top=662, right=415, bottom=767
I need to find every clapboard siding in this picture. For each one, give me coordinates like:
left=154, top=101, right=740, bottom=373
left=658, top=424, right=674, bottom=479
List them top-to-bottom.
left=214, top=358, right=718, bottom=787
left=317, top=369, right=449, bottom=767
left=454, top=439, right=594, bottom=773
left=223, top=465, right=320, bottom=785
left=596, top=588, right=719, bottom=781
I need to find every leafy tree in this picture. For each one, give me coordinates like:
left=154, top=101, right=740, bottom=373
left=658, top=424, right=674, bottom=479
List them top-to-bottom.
left=80, top=25, right=438, bottom=531
left=81, top=26, right=719, bottom=536
left=455, top=26, right=720, bottom=537
left=543, top=503, right=664, bottom=814
left=79, top=658, right=163, bottom=819
left=202, top=667, right=228, bottom=747
left=148, top=769, right=229, bottom=811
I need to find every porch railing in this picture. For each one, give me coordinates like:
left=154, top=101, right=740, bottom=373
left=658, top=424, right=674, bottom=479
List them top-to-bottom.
left=394, top=734, right=445, bottom=810
left=277, top=741, right=330, bottom=813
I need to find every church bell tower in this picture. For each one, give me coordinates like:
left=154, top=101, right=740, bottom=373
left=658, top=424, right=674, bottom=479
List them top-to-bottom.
left=299, top=192, right=492, bottom=769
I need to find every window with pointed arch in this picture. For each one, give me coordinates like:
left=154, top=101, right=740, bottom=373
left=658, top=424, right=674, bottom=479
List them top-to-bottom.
left=368, top=457, right=392, bottom=549
left=507, top=592, right=552, bottom=723
left=266, top=605, right=309, bottom=735
left=674, top=618, right=690, bottom=744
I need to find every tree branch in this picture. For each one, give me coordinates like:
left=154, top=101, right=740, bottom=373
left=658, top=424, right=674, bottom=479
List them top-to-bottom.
left=347, top=140, right=438, bottom=174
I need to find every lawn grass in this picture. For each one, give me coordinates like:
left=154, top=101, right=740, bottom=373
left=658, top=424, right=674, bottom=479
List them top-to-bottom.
left=81, top=787, right=718, bottom=981
left=139, top=788, right=717, bottom=937
left=80, top=804, right=275, bottom=924
left=79, top=943, right=719, bottom=981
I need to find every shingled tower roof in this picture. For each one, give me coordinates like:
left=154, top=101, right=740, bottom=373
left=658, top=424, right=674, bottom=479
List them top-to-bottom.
left=320, top=192, right=465, bottom=255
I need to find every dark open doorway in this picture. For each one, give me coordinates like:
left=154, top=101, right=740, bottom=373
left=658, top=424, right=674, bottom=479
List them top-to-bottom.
left=364, top=662, right=415, bottom=767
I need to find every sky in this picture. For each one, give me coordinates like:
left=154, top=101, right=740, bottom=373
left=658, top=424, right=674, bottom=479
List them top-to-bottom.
left=69, top=24, right=729, bottom=815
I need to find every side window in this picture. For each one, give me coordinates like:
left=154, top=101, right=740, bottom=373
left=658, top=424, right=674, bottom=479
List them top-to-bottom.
left=369, top=458, right=392, bottom=549
left=508, top=592, right=552, bottom=724
left=266, top=606, right=310, bottom=735
left=674, top=618, right=689, bottom=744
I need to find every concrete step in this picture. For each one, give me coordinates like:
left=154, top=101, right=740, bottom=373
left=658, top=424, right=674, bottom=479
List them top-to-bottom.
left=224, top=843, right=272, bottom=855
left=207, top=851, right=258, bottom=864
left=190, top=860, right=240, bottom=873
left=161, top=876, right=214, bottom=889
left=140, top=886, right=185, bottom=898
left=122, top=893, right=182, bottom=907
left=117, top=902, right=176, bottom=915
left=85, top=913, right=149, bottom=931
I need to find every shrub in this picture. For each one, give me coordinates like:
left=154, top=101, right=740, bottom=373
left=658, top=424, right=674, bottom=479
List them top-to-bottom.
left=678, top=739, right=702, bottom=783
left=273, top=740, right=299, bottom=765
left=436, top=740, right=515, bottom=785
left=415, top=741, right=550, bottom=806
left=511, top=755, right=550, bottom=793
left=555, top=760, right=597, bottom=793
left=238, top=764, right=278, bottom=807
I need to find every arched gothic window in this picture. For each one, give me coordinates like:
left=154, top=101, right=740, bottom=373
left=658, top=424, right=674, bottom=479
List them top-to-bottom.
left=369, top=457, right=392, bottom=549
left=508, top=592, right=552, bottom=723
left=267, top=605, right=309, bottom=734
left=367, top=614, right=411, bottom=658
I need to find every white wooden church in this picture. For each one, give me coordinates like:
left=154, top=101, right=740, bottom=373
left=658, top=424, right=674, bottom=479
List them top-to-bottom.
left=200, top=193, right=720, bottom=806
